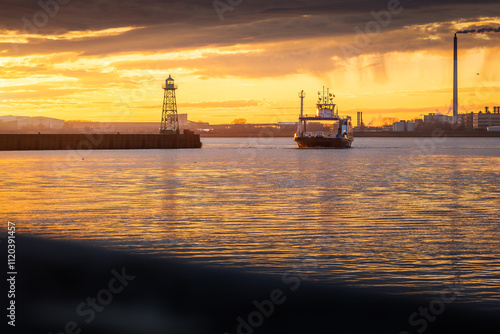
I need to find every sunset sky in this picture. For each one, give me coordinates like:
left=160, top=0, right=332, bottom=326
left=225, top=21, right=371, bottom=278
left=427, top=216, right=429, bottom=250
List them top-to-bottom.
left=1, top=0, right=500, bottom=125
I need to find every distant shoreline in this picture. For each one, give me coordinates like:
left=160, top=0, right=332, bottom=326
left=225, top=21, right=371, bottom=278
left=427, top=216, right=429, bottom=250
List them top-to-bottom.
left=1, top=131, right=498, bottom=138
left=201, top=131, right=500, bottom=138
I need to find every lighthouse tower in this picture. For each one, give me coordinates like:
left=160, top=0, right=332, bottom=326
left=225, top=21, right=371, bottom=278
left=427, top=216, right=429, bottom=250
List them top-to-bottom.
left=160, top=75, right=179, bottom=134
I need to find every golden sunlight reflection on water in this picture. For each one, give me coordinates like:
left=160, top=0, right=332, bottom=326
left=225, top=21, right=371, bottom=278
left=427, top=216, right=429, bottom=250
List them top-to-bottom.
left=1, top=137, right=499, bottom=308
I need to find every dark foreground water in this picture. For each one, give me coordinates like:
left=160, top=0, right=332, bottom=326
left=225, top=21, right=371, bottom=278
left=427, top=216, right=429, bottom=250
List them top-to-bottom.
left=1, top=137, right=499, bottom=310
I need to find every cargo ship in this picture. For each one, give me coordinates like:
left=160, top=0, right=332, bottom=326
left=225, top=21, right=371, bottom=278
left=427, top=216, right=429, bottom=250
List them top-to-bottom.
left=294, top=88, right=353, bottom=148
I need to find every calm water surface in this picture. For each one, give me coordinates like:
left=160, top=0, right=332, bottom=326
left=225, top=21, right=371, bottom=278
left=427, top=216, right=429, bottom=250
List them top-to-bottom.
left=1, top=137, right=499, bottom=309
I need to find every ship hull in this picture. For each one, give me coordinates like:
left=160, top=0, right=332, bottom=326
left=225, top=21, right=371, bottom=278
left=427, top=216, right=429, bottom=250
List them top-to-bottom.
left=294, top=137, right=353, bottom=149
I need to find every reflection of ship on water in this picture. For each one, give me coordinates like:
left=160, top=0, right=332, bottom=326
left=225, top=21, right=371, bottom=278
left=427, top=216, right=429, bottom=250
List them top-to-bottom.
left=294, top=87, right=354, bottom=148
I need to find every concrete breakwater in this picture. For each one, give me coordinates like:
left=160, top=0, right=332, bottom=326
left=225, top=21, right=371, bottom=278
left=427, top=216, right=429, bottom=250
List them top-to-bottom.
left=0, top=131, right=201, bottom=151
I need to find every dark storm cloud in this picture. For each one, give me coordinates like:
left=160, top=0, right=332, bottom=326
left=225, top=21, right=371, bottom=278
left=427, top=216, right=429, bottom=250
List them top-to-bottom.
left=2, top=0, right=499, bottom=57
left=2, top=0, right=499, bottom=32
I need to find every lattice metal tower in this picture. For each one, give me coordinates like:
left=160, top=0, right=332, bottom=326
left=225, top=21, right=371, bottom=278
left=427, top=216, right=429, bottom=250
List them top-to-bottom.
left=160, top=75, right=179, bottom=134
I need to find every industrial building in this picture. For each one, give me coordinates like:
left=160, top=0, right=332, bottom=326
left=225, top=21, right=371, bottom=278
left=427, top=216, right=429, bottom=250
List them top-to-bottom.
left=460, top=106, right=500, bottom=129
left=356, top=112, right=363, bottom=127
left=178, top=113, right=188, bottom=129
left=423, top=113, right=453, bottom=124
left=0, top=115, right=27, bottom=123
left=0, top=116, right=64, bottom=130
left=392, top=120, right=415, bottom=132
left=393, top=121, right=405, bottom=132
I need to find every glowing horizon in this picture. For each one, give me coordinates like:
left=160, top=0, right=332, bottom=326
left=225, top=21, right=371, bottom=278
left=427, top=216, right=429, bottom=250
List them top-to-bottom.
left=1, top=2, right=499, bottom=126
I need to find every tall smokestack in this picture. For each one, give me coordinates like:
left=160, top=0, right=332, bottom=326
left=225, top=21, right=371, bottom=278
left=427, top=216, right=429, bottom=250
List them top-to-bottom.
left=453, top=33, right=458, bottom=123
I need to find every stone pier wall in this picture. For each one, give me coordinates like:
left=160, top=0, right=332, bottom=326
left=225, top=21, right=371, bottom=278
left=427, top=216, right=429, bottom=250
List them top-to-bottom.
left=0, top=131, right=201, bottom=151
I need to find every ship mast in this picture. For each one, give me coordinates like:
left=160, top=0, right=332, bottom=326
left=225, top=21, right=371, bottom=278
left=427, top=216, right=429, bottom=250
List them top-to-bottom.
left=297, top=90, right=306, bottom=135
left=299, top=90, right=305, bottom=117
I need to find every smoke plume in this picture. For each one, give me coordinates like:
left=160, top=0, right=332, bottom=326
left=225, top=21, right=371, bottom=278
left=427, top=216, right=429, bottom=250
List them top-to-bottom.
left=457, top=26, right=500, bottom=34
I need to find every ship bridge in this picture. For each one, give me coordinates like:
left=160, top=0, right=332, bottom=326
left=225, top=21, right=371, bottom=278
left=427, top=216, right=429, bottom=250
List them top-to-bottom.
left=316, top=87, right=339, bottom=118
